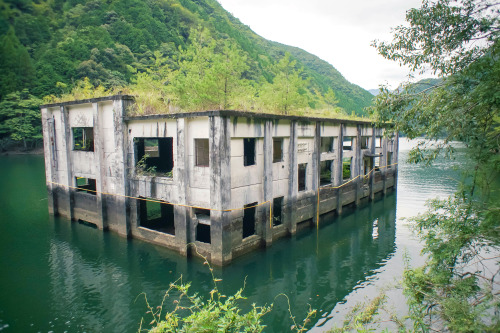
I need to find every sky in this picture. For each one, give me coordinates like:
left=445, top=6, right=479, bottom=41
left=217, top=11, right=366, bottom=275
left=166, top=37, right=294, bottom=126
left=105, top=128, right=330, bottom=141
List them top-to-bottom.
left=216, top=0, right=425, bottom=91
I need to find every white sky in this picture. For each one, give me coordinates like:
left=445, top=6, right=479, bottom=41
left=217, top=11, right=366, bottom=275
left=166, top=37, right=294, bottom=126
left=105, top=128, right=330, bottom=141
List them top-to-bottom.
left=217, top=0, right=425, bottom=91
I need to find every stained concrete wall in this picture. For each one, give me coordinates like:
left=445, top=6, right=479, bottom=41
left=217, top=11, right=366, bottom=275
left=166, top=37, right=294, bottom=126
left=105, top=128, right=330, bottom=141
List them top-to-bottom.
left=41, top=95, right=399, bottom=265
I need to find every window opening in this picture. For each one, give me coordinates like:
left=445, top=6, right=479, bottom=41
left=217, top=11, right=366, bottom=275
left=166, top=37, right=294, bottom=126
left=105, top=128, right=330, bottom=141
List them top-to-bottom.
left=73, top=127, right=94, bottom=151
left=343, top=136, right=353, bottom=151
left=361, top=136, right=369, bottom=149
left=375, top=136, right=382, bottom=148
left=134, top=137, right=174, bottom=176
left=320, top=137, right=334, bottom=153
left=244, top=138, right=256, bottom=166
left=273, top=138, right=283, bottom=163
left=195, top=139, right=209, bottom=167
left=387, top=152, right=393, bottom=168
left=374, top=156, right=380, bottom=171
left=342, top=157, right=352, bottom=180
left=363, top=157, right=373, bottom=175
left=320, top=160, right=333, bottom=186
left=298, top=163, right=307, bottom=191
left=76, top=177, right=96, bottom=195
left=273, top=197, right=283, bottom=226
left=139, top=199, right=175, bottom=235
left=243, top=202, right=257, bottom=238
left=195, top=208, right=211, bottom=244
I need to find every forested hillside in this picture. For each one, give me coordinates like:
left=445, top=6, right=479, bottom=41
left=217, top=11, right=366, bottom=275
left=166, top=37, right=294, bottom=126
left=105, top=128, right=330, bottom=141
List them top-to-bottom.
left=0, top=0, right=373, bottom=150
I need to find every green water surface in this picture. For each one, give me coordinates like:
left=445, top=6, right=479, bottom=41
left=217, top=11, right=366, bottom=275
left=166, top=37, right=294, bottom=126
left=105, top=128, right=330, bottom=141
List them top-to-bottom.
left=0, top=141, right=461, bottom=332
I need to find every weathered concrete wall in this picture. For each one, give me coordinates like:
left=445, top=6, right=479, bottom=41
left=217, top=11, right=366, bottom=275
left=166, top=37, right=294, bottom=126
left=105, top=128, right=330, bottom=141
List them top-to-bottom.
left=41, top=95, right=399, bottom=266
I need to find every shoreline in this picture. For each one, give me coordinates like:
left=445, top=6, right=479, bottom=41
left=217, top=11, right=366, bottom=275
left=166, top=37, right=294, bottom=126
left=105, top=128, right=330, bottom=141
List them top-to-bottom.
left=1, top=147, right=44, bottom=156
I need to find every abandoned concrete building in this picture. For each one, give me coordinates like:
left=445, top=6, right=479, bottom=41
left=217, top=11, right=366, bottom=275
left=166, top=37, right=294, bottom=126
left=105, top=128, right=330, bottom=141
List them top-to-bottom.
left=41, top=95, right=399, bottom=265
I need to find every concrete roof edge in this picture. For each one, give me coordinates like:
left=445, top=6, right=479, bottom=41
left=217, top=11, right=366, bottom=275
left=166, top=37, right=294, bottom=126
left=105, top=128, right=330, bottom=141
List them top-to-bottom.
left=40, top=94, right=135, bottom=108
left=125, top=110, right=389, bottom=127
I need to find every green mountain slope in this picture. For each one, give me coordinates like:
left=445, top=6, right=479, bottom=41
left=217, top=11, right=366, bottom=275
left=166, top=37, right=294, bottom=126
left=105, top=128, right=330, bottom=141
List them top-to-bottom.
left=0, top=0, right=372, bottom=115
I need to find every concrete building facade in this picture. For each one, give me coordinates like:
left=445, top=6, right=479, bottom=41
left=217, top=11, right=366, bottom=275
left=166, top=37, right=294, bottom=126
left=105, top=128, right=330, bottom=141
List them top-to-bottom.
left=41, top=95, right=398, bottom=265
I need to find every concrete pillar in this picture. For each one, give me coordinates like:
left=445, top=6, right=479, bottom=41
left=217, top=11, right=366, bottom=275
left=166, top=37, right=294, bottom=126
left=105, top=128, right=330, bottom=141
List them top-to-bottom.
left=113, top=98, right=131, bottom=237
left=93, top=102, right=108, bottom=230
left=60, top=105, right=74, bottom=220
left=41, top=109, right=58, bottom=216
left=209, top=115, right=232, bottom=266
left=175, top=118, right=189, bottom=255
left=263, top=120, right=273, bottom=246
left=287, top=121, right=298, bottom=235
left=312, top=122, right=320, bottom=226
left=335, top=123, right=344, bottom=215
left=354, top=125, right=362, bottom=206
left=370, top=127, right=376, bottom=200
left=381, top=130, right=388, bottom=195
left=394, top=132, right=400, bottom=188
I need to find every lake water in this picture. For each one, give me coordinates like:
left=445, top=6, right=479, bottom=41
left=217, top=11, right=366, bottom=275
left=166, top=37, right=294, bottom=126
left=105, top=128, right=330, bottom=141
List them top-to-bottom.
left=0, top=140, right=462, bottom=332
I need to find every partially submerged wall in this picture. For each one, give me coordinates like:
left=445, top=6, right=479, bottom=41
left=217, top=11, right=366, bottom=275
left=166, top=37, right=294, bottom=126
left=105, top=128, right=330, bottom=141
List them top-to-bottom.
left=41, top=95, right=398, bottom=265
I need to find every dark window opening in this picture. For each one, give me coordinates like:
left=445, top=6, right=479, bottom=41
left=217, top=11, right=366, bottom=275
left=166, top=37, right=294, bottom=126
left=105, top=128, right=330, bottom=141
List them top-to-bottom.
left=73, top=127, right=94, bottom=151
left=343, top=136, right=353, bottom=151
left=361, top=136, right=369, bottom=149
left=375, top=136, right=382, bottom=148
left=135, top=137, right=174, bottom=176
left=320, top=137, right=334, bottom=153
left=244, top=138, right=256, bottom=166
left=273, top=138, right=283, bottom=162
left=195, top=139, right=209, bottom=167
left=387, top=152, right=393, bottom=168
left=374, top=156, right=380, bottom=171
left=342, top=157, right=352, bottom=180
left=363, top=157, right=373, bottom=175
left=320, top=160, right=333, bottom=185
left=298, top=163, right=307, bottom=191
left=76, top=177, right=96, bottom=195
left=273, top=197, right=283, bottom=226
left=139, top=199, right=175, bottom=235
left=243, top=202, right=257, bottom=238
left=195, top=208, right=211, bottom=244
left=196, top=224, right=211, bottom=243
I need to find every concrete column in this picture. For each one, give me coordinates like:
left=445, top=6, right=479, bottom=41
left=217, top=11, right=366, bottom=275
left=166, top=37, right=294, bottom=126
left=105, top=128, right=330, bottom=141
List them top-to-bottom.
left=113, top=98, right=131, bottom=237
left=93, top=102, right=107, bottom=230
left=60, top=105, right=74, bottom=220
left=41, top=109, right=58, bottom=215
left=209, top=115, right=232, bottom=266
left=175, top=118, right=189, bottom=255
left=263, top=120, right=273, bottom=246
left=287, top=121, right=298, bottom=235
left=312, top=122, right=320, bottom=226
left=335, top=123, right=344, bottom=215
left=354, top=125, right=362, bottom=206
left=370, top=127, right=376, bottom=200
left=381, top=130, right=388, bottom=195
left=394, top=132, right=400, bottom=188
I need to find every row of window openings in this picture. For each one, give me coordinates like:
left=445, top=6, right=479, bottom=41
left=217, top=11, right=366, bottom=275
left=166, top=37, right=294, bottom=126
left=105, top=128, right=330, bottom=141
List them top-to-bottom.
left=72, top=128, right=383, bottom=156
left=132, top=136, right=388, bottom=177
left=298, top=153, right=393, bottom=191
left=137, top=197, right=285, bottom=243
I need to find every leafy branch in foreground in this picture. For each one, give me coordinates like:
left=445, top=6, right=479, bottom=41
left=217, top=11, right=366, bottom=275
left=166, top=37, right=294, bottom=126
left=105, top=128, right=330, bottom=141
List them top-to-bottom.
left=371, top=0, right=500, bottom=331
left=138, top=249, right=316, bottom=332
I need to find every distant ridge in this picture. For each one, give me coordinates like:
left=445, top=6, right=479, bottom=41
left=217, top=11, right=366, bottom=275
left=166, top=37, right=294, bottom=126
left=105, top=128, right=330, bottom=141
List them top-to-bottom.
left=0, top=0, right=373, bottom=115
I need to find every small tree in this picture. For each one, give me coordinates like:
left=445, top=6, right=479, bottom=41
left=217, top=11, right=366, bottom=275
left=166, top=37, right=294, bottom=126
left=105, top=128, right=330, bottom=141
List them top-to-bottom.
left=371, top=0, right=500, bottom=331
left=0, top=90, right=42, bottom=150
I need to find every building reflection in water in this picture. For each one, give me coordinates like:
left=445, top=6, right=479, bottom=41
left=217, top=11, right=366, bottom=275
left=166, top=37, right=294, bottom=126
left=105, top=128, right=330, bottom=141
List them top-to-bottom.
left=47, top=191, right=396, bottom=332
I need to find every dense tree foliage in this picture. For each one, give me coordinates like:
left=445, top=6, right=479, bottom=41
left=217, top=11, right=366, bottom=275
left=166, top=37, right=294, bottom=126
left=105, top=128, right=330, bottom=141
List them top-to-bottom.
left=0, top=0, right=371, bottom=115
left=0, top=0, right=374, bottom=150
left=372, top=0, right=499, bottom=330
